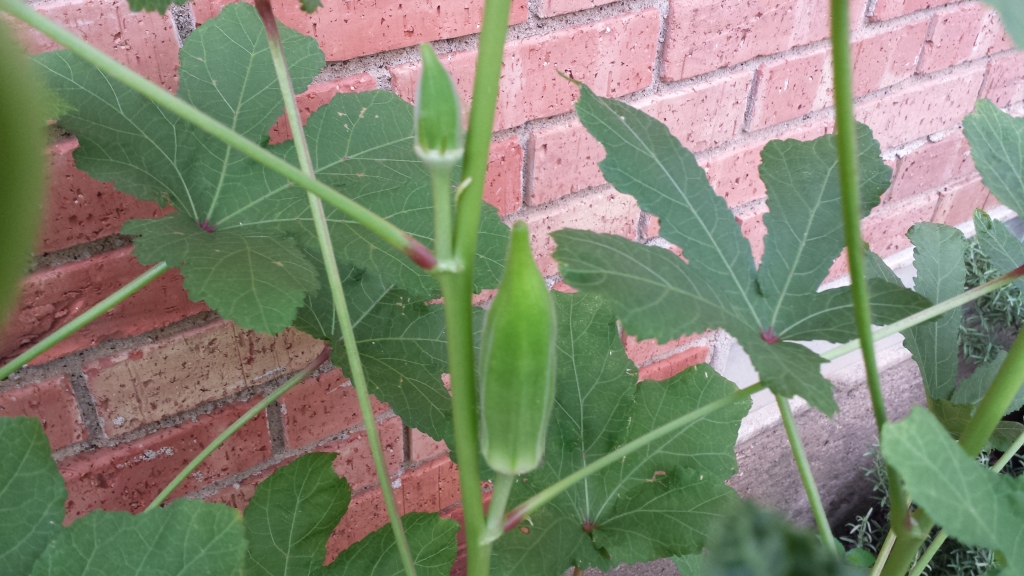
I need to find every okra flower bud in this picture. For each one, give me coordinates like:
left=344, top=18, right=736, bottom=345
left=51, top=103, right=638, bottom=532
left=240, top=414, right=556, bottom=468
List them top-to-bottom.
left=414, top=44, right=463, bottom=170
left=479, top=222, right=557, bottom=476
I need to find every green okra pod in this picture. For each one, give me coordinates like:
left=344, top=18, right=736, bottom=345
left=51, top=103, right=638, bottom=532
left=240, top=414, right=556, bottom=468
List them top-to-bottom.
left=479, top=221, right=557, bottom=476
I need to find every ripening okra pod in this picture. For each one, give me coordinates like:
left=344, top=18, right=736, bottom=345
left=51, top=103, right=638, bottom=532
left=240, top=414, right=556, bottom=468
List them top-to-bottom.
left=479, top=221, right=557, bottom=476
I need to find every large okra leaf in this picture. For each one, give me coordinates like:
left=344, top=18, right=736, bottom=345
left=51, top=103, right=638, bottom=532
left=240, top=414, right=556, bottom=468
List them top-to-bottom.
left=36, top=3, right=507, bottom=333
left=553, top=86, right=929, bottom=414
left=964, top=100, right=1024, bottom=218
left=974, top=211, right=1024, bottom=291
left=901, top=223, right=968, bottom=401
left=491, top=292, right=750, bottom=575
left=882, top=407, right=1024, bottom=574
left=0, top=418, right=66, bottom=575
left=244, top=453, right=458, bottom=576
left=32, top=499, right=246, bottom=576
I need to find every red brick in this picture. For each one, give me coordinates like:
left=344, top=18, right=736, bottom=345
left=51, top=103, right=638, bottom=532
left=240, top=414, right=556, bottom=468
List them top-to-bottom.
left=17, top=0, right=178, bottom=89
left=192, top=0, right=529, bottom=62
left=538, top=0, right=617, bottom=17
left=661, top=0, right=866, bottom=82
left=871, top=0, right=957, bottom=21
left=918, top=3, right=1012, bottom=74
left=390, top=10, right=660, bottom=132
left=851, top=18, right=930, bottom=95
left=748, top=48, right=831, bottom=131
left=983, top=51, right=1024, bottom=107
left=855, top=66, right=986, bottom=150
left=528, top=70, right=753, bottom=206
left=267, top=74, right=378, bottom=144
left=700, top=117, right=835, bottom=209
left=888, top=132, right=974, bottom=202
left=484, top=138, right=524, bottom=217
left=39, top=139, right=172, bottom=254
left=934, top=176, right=991, bottom=226
left=522, top=189, right=642, bottom=276
left=863, top=193, right=940, bottom=257
left=736, top=203, right=769, bottom=264
left=0, top=248, right=205, bottom=367
left=84, top=320, right=323, bottom=435
left=624, top=332, right=705, bottom=368
left=638, top=346, right=711, bottom=381
left=280, top=367, right=389, bottom=448
left=0, top=375, right=85, bottom=449
left=60, top=400, right=272, bottom=518
left=319, top=417, right=403, bottom=491
left=409, top=428, right=448, bottom=463
left=399, top=455, right=462, bottom=515
left=205, top=466, right=270, bottom=510
left=328, top=485, right=402, bottom=558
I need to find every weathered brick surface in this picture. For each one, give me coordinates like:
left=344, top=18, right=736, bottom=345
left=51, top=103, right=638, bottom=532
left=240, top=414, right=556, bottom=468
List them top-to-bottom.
left=17, top=0, right=179, bottom=89
left=192, top=0, right=529, bottom=62
left=538, top=0, right=617, bottom=17
left=661, top=0, right=866, bottom=82
left=871, top=0, right=957, bottom=21
left=917, top=3, right=1012, bottom=74
left=390, top=10, right=660, bottom=132
left=852, top=18, right=931, bottom=96
left=749, top=20, right=929, bottom=131
left=748, top=48, right=831, bottom=131
left=983, top=51, right=1024, bottom=107
left=855, top=66, right=986, bottom=150
left=528, top=71, right=753, bottom=206
left=267, top=74, right=378, bottom=144
left=888, top=132, right=974, bottom=202
left=485, top=138, right=524, bottom=217
left=40, top=139, right=172, bottom=254
left=934, top=177, right=991, bottom=226
left=523, top=189, right=642, bottom=276
left=863, top=193, right=941, bottom=257
left=736, top=204, right=770, bottom=264
left=0, top=248, right=206, bottom=366
left=84, top=321, right=322, bottom=435
left=624, top=332, right=705, bottom=368
left=638, top=346, right=712, bottom=381
left=280, top=367, right=389, bottom=449
left=0, top=375, right=85, bottom=449
left=60, top=400, right=272, bottom=518
left=319, top=416, right=404, bottom=491
left=408, top=428, right=448, bottom=463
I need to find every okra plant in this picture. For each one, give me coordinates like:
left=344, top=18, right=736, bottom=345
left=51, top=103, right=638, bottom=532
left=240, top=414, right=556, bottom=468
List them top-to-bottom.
left=2, top=0, right=1024, bottom=575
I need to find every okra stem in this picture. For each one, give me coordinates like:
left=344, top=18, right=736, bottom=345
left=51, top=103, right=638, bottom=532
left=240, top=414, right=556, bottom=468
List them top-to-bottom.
left=256, top=2, right=416, bottom=572
left=482, top=473, right=516, bottom=544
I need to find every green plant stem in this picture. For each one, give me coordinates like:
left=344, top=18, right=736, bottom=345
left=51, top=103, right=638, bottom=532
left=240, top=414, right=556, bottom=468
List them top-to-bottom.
left=0, top=0, right=435, bottom=270
left=831, top=0, right=909, bottom=549
left=442, top=1, right=512, bottom=574
left=256, top=3, right=416, bottom=573
left=430, top=168, right=454, bottom=261
left=0, top=262, right=169, bottom=381
left=823, top=265, right=1024, bottom=362
left=882, top=318, right=1024, bottom=576
left=959, top=328, right=1024, bottom=456
left=146, top=345, right=330, bottom=511
left=503, top=384, right=765, bottom=531
left=775, top=395, right=835, bottom=550
left=906, top=430, right=1024, bottom=576
left=483, top=472, right=515, bottom=544
left=871, top=531, right=897, bottom=576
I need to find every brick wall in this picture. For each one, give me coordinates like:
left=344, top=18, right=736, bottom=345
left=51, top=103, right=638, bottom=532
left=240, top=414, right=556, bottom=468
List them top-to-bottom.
left=2, top=0, right=1021, bottom=569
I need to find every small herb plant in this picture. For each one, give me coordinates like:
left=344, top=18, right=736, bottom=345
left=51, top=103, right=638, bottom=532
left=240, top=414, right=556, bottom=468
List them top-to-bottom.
left=1, top=0, right=1024, bottom=575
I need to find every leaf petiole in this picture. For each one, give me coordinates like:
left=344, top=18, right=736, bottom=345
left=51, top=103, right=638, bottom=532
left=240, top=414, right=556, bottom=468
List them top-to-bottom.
left=255, top=1, right=416, bottom=572
left=0, top=262, right=169, bottom=381
left=146, top=345, right=330, bottom=510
